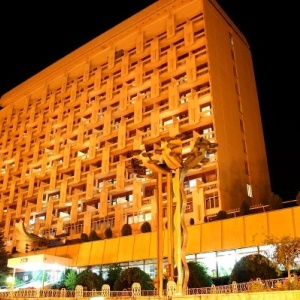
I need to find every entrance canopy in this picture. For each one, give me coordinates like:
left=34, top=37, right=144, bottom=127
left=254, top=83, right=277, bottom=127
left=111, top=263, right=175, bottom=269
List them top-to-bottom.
left=8, top=254, right=73, bottom=271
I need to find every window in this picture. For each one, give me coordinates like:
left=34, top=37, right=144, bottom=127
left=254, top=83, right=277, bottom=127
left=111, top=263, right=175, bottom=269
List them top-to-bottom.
left=200, top=104, right=211, bottom=116
left=203, top=127, right=213, bottom=139
left=247, top=184, right=253, bottom=198
left=205, top=195, right=219, bottom=209
left=127, top=211, right=151, bottom=224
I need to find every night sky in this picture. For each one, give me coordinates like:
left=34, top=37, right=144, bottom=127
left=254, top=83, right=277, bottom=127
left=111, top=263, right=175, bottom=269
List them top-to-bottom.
left=0, top=1, right=298, bottom=201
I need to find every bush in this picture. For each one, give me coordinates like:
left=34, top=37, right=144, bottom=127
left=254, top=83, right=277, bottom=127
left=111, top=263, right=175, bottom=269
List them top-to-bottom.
left=268, top=192, right=283, bottom=210
left=240, top=200, right=250, bottom=215
left=216, top=210, right=228, bottom=220
left=141, top=221, right=152, bottom=233
left=121, top=224, right=132, bottom=236
left=104, top=227, right=113, bottom=239
left=89, top=230, right=100, bottom=241
left=81, top=233, right=89, bottom=242
left=229, top=254, right=280, bottom=283
left=173, top=261, right=212, bottom=288
left=187, top=261, right=213, bottom=288
left=105, top=264, right=122, bottom=289
left=113, top=267, right=154, bottom=291
left=50, top=268, right=74, bottom=290
left=64, top=269, right=78, bottom=290
left=77, top=269, right=104, bottom=290
left=212, top=276, right=230, bottom=286
left=272, top=276, right=300, bottom=290
left=282, top=276, right=300, bottom=290
left=248, top=278, right=265, bottom=292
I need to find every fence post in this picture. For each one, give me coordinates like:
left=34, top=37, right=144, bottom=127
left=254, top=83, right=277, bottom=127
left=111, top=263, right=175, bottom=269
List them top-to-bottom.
left=167, top=281, right=176, bottom=299
left=231, top=281, right=238, bottom=293
left=132, top=282, right=141, bottom=299
left=101, top=284, right=110, bottom=297
left=75, top=285, right=83, bottom=299
left=61, top=288, right=66, bottom=298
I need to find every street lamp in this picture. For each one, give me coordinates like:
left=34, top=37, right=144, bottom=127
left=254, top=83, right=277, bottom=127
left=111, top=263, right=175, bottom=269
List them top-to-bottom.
left=127, top=133, right=217, bottom=295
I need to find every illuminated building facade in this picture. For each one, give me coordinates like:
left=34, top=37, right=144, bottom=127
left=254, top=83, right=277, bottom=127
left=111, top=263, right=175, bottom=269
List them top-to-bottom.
left=0, top=0, right=272, bottom=267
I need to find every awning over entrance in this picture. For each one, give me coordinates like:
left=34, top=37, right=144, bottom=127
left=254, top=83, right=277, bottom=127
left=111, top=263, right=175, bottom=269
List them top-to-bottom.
left=7, top=254, right=73, bottom=271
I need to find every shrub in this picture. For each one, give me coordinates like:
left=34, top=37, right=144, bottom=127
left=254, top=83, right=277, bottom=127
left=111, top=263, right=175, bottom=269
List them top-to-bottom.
left=268, top=192, right=283, bottom=210
left=240, top=200, right=250, bottom=215
left=216, top=210, right=228, bottom=220
left=141, top=221, right=152, bottom=233
left=121, top=224, right=132, bottom=236
left=104, top=227, right=113, bottom=239
left=89, top=230, right=100, bottom=241
left=80, top=233, right=89, bottom=242
left=229, top=254, right=279, bottom=283
left=173, top=261, right=212, bottom=288
left=187, top=261, right=213, bottom=288
left=105, top=264, right=122, bottom=289
left=113, top=267, right=154, bottom=290
left=50, top=268, right=74, bottom=290
left=64, top=269, right=78, bottom=290
left=77, top=269, right=104, bottom=290
left=212, top=276, right=230, bottom=286
left=282, top=276, right=300, bottom=290
left=248, top=278, right=265, bottom=292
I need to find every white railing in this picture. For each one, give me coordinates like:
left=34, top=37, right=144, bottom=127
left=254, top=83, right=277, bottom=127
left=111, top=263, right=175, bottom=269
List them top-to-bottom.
left=1, top=277, right=298, bottom=298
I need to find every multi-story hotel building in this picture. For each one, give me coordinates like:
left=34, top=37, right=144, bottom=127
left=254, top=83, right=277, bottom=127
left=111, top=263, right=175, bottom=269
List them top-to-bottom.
left=0, top=0, right=281, bottom=276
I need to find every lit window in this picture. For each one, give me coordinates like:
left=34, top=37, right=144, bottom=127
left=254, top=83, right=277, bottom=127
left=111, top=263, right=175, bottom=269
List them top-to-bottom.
left=229, top=33, right=234, bottom=45
left=201, top=105, right=211, bottom=116
left=247, top=184, right=253, bottom=198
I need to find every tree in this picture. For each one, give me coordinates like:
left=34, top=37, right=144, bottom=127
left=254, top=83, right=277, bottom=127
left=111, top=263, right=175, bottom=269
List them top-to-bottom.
left=0, top=231, right=10, bottom=286
left=264, top=235, right=300, bottom=280
left=229, top=253, right=279, bottom=283
left=186, top=261, right=213, bottom=288
left=105, top=264, right=122, bottom=289
left=113, top=267, right=154, bottom=291
left=64, top=269, right=78, bottom=290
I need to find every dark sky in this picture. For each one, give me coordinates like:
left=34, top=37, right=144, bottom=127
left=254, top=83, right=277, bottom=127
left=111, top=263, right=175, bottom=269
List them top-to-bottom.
left=0, top=1, right=298, bottom=201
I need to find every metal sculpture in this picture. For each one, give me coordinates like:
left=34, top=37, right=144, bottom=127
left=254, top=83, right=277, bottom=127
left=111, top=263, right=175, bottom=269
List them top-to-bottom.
left=127, top=133, right=218, bottom=295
